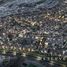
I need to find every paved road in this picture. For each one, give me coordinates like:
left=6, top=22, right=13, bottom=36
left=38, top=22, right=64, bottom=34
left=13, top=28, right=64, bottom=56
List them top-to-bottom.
left=0, top=0, right=59, bottom=17
left=24, top=59, right=45, bottom=67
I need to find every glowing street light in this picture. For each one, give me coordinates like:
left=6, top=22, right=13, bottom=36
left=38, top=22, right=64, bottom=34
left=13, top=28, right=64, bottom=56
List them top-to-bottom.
left=31, top=22, right=36, bottom=26
left=44, top=31, right=49, bottom=34
left=18, top=33, right=23, bottom=37
left=35, top=36, right=39, bottom=39
left=45, top=42, right=48, bottom=46
left=45, top=42, right=48, bottom=48
left=2, top=46, right=5, bottom=49
left=11, top=46, right=13, bottom=49
left=14, top=47, right=16, bottom=50
left=19, top=47, right=22, bottom=50
left=23, top=47, right=25, bottom=51
left=31, top=49, right=34, bottom=52
left=13, top=51, right=16, bottom=55
left=22, top=53, right=26, bottom=57
left=36, top=56, right=42, bottom=60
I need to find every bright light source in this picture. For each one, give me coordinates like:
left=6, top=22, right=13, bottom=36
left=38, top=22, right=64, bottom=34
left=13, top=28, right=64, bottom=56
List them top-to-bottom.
left=47, top=13, right=50, bottom=16
left=59, top=16, right=61, bottom=18
left=62, top=16, right=64, bottom=19
left=31, top=22, right=36, bottom=26
left=23, top=30, right=26, bottom=34
left=44, top=31, right=49, bottom=34
left=3, top=33, right=5, bottom=35
left=18, top=33, right=23, bottom=37
left=35, top=36, right=39, bottom=39
left=45, top=42, right=48, bottom=46
left=45, top=42, right=48, bottom=48
left=11, top=46, right=13, bottom=49
left=14, top=47, right=16, bottom=50
left=19, top=47, right=22, bottom=50
left=23, top=47, right=25, bottom=50
left=28, top=48, right=30, bottom=52
left=31, top=49, right=34, bottom=52
left=41, top=50, right=44, bottom=53
left=44, top=50, right=47, bottom=53
left=13, top=51, right=16, bottom=55
left=63, top=51, right=65, bottom=55
left=22, top=53, right=26, bottom=57
left=36, top=56, right=42, bottom=60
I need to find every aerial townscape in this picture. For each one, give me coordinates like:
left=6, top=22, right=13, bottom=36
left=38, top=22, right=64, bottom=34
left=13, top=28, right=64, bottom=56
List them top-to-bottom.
left=0, top=0, right=67, bottom=67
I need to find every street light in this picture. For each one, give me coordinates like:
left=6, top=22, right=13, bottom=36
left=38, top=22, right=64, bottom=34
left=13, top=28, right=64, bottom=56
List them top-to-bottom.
left=2, top=45, right=5, bottom=49
left=10, top=46, right=13, bottom=49
left=19, top=47, right=22, bottom=51
left=23, top=47, right=25, bottom=51
left=28, top=48, right=31, bottom=52
left=31, top=49, right=34, bottom=52
left=13, top=51, right=17, bottom=55
left=22, top=53, right=26, bottom=57
left=36, top=56, right=42, bottom=61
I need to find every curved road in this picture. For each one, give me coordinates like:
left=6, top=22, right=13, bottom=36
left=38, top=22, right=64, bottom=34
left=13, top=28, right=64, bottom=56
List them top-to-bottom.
left=0, top=0, right=59, bottom=17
